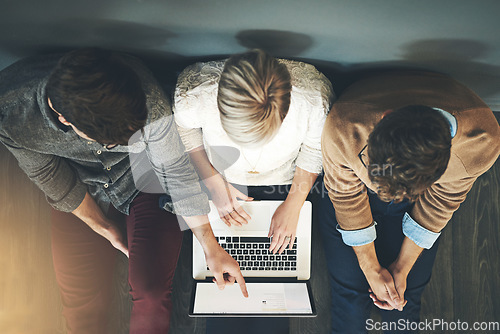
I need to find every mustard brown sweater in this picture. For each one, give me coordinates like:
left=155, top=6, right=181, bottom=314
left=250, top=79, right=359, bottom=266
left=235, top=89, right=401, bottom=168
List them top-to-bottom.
left=322, top=71, right=500, bottom=234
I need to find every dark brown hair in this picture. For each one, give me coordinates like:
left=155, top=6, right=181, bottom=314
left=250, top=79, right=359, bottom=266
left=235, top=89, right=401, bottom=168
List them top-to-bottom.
left=46, top=48, right=147, bottom=145
left=217, top=49, right=292, bottom=145
left=367, top=105, right=452, bottom=202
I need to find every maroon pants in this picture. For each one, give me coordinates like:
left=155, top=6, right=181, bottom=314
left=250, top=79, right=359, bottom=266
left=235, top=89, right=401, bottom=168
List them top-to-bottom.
left=51, top=193, right=183, bottom=334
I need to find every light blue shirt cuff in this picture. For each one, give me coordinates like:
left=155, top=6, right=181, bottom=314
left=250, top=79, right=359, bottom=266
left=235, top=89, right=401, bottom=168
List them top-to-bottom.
left=433, top=107, right=457, bottom=138
left=402, top=212, right=441, bottom=249
left=336, top=222, right=377, bottom=246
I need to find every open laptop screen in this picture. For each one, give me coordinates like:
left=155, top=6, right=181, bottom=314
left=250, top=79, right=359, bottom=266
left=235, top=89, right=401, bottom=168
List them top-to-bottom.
left=191, top=282, right=315, bottom=317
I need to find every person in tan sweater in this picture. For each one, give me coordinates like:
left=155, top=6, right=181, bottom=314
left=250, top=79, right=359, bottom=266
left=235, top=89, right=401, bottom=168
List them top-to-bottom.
left=320, top=71, right=500, bottom=333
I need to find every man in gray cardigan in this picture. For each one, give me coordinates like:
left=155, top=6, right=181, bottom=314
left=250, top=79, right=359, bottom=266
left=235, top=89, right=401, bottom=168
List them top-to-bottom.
left=0, top=48, right=247, bottom=333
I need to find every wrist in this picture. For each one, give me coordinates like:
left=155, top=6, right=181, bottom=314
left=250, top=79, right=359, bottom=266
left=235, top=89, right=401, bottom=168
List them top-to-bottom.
left=204, top=173, right=224, bottom=192
left=283, top=194, right=305, bottom=211
left=184, top=215, right=220, bottom=255
left=92, top=218, right=118, bottom=241
left=188, top=219, right=221, bottom=256
left=202, top=237, right=221, bottom=257
left=390, top=237, right=423, bottom=276
left=352, top=242, right=382, bottom=276
left=390, top=257, right=412, bottom=277
left=361, top=262, right=384, bottom=280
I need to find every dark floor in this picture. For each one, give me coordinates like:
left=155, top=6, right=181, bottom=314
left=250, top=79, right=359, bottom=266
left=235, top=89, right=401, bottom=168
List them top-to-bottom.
left=0, top=114, right=498, bottom=332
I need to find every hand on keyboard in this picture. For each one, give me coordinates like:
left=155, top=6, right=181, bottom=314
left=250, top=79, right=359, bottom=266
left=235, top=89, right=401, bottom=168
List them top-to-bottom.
left=268, top=200, right=301, bottom=254
left=212, top=236, right=298, bottom=271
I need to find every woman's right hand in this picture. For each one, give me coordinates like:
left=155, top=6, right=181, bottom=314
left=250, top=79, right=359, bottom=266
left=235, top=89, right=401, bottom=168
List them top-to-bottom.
left=206, top=175, right=253, bottom=226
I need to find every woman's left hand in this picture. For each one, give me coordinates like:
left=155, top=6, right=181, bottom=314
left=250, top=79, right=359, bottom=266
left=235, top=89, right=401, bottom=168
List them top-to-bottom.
left=268, top=200, right=301, bottom=254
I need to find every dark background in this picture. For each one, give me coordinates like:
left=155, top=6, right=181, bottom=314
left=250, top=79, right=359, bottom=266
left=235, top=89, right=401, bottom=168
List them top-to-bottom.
left=1, top=0, right=500, bottom=109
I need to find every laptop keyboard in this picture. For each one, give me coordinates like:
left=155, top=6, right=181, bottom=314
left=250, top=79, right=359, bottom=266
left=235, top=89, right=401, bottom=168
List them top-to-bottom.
left=206, top=236, right=298, bottom=271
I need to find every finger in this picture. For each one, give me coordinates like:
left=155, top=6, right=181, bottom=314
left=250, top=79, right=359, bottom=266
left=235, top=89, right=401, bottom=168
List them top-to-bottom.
left=234, top=188, right=253, bottom=201
left=234, top=204, right=251, bottom=222
left=218, top=208, right=231, bottom=227
left=228, top=210, right=247, bottom=226
left=224, top=211, right=242, bottom=226
left=220, top=215, right=231, bottom=227
left=227, top=217, right=242, bottom=226
left=268, top=221, right=275, bottom=238
left=268, top=234, right=278, bottom=252
left=270, top=234, right=286, bottom=254
left=288, top=234, right=296, bottom=250
left=278, top=236, right=291, bottom=254
left=212, top=270, right=226, bottom=290
left=233, top=271, right=248, bottom=298
left=225, top=274, right=236, bottom=285
left=212, top=276, right=234, bottom=286
left=385, top=283, right=402, bottom=310
left=394, top=284, right=406, bottom=305
left=369, top=292, right=381, bottom=301
left=369, top=292, right=394, bottom=310
left=369, top=293, right=388, bottom=309
left=369, top=294, right=380, bottom=304
left=373, top=300, right=395, bottom=310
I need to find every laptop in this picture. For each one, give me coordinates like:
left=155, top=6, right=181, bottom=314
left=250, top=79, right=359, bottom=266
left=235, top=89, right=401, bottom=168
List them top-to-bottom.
left=190, top=200, right=316, bottom=317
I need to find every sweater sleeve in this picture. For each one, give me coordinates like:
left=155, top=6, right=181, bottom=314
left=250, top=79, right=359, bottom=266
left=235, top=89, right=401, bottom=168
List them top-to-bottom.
left=125, top=56, right=210, bottom=217
left=173, top=61, right=222, bottom=152
left=295, top=72, right=335, bottom=174
left=173, top=83, right=204, bottom=151
left=410, top=112, right=500, bottom=234
left=321, top=114, right=374, bottom=231
left=0, top=133, right=87, bottom=212
left=410, top=176, right=481, bottom=233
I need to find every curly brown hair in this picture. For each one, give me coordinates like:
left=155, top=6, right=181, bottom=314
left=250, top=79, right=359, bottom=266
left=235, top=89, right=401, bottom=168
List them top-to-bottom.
left=46, top=48, right=147, bottom=145
left=367, top=105, right=452, bottom=203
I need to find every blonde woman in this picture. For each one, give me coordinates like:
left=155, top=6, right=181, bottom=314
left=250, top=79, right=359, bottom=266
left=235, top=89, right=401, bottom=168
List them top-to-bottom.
left=174, top=49, right=334, bottom=254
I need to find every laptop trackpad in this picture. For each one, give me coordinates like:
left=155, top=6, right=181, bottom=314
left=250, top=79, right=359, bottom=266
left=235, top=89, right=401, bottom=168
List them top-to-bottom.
left=208, top=202, right=272, bottom=231
left=192, top=282, right=313, bottom=315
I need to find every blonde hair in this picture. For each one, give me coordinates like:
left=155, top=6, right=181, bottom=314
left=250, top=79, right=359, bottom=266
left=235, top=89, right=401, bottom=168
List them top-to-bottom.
left=217, top=49, right=292, bottom=146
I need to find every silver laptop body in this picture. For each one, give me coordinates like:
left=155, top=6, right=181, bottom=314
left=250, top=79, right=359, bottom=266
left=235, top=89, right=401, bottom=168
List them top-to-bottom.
left=193, top=200, right=312, bottom=280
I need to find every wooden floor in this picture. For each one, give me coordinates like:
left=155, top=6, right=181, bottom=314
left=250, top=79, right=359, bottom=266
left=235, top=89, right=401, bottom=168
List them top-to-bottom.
left=0, top=115, right=498, bottom=334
